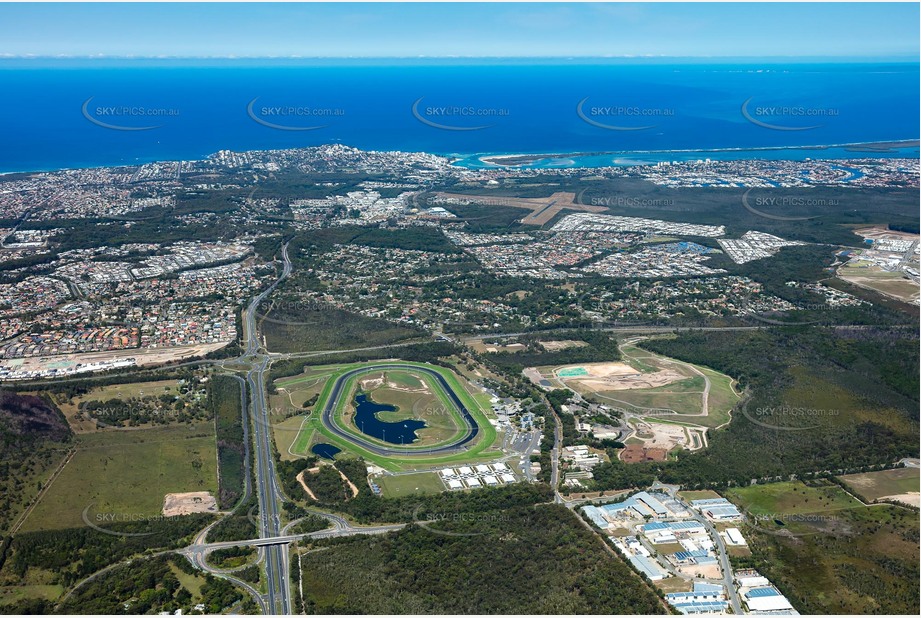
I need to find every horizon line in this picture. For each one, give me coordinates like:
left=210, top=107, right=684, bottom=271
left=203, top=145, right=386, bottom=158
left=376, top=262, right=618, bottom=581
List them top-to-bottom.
left=1, top=54, right=918, bottom=60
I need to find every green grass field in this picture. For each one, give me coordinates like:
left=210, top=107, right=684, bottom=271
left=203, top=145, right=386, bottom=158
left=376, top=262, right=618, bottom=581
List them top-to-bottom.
left=839, top=262, right=920, bottom=303
left=551, top=340, right=739, bottom=430
left=619, top=344, right=659, bottom=373
left=620, top=345, right=738, bottom=429
left=288, top=361, right=500, bottom=472
left=271, top=367, right=341, bottom=460
left=273, top=367, right=337, bottom=409
left=386, top=372, right=425, bottom=389
left=54, top=379, right=183, bottom=433
left=597, top=387, right=703, bottom=414
left=274, top=414, right=313, bottom=461
left=20, top=423, right=218, bottom=531
left=837, top=467, right=920, bottom=502
left=375, top=472, right=446, bottom=497
left=727, top=479, right=920, bottom=614
left=726, top=480, right=863, bottom=517
left=169, top=563, right=207, bottom=598
left=0, top=585, right=64, bottom=606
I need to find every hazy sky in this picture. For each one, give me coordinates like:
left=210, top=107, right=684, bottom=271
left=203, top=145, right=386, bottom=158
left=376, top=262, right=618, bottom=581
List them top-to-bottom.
left=0, top=2, right=918, bottom=59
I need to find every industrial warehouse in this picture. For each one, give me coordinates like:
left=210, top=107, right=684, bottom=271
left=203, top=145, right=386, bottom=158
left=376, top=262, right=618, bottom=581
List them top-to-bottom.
left=582, top=490, right=797, bottom=615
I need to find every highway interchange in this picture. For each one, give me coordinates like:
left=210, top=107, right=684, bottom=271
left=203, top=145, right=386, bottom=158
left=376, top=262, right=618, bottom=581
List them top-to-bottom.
left=106, top=241, right=809, bottom=615
left=243, top=242, right=293, bottom=615
left=187, top=245, right=439, bottom=614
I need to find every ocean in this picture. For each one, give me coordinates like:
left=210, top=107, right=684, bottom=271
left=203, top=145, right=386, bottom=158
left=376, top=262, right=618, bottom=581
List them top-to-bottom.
left=0, top=61, right=917, bottom=172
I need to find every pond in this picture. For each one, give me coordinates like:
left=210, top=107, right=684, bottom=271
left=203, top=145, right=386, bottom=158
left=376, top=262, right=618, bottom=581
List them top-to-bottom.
left=353, top=392, right=426, bottom=445
left=311, top=443, right=341, bottom=460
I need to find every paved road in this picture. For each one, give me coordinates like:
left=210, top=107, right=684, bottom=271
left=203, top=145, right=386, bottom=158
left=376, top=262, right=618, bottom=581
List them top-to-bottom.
left=242, top=243, right=293, bottom=614
left=466, top=323, right=909, bottom=341
left=466, top=325, right=769, bottom=340
left=271, top=338, right=432, bottom=360
left=319, top=363, right=482, bottom=456
left=534, top=391, right=563, bottom=501
left=653, top=483, right=743, bottom=614
left=185, top=522, right=407, bottom=553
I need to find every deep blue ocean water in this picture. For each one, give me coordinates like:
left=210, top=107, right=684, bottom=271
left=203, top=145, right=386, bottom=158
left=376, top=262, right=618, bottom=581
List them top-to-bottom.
left=0, top=62, right=917, bottom=172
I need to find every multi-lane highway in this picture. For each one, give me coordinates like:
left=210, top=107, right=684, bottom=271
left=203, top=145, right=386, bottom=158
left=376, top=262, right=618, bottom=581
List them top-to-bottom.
left=242, top=243, right=293, bottom=614
left=196, top=248, right=487, bottom=614
left=319, top=363, right=482, bottom=456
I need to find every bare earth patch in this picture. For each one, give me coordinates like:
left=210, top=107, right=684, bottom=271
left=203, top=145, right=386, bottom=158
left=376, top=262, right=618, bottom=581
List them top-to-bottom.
left=539, top=340, right=588, bottom=352
left=1, top=342, right=229, bottom=379
left=556, top=361, right=685, bottom=391
left=359, top=374, right=385, bottom=390
left=384, top=380, right=431, bottom=395
left=626, top=420, right=706, bottom=454
left=297, top=466, right=358, bottom=500
left=296, top=469, right=320, bottom=501
left=162, top=491, right=218, bottom=516
left=879, top=492, right=920, bottom=507
left=676, top=563, right=722, bottom=579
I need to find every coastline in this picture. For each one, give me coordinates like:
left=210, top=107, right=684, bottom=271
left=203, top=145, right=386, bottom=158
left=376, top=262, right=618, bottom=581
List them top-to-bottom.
left=1, top=138, right=918, bottom=176
left=472, top=139, right=921, bottom=167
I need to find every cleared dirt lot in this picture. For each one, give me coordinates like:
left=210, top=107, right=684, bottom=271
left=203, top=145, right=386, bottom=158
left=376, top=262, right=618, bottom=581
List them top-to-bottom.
left=852, top=225, right=920, bottom=242
left=539, top=339, right=589, bottom=352
left=0, top=342, right=229, bottom=377
left=555, top=361, right=686, bottom=392
left=628, top=420, right=690, bottom=452
left=838, top=467, right=920, bottom=504
left=162, top=491, right=218, bottom=516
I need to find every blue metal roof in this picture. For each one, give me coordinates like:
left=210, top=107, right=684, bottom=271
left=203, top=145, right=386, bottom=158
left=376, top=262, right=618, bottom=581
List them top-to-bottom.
left=581, top=506, right=609, bottom=529
left=643, top=521, right=669, bottom=531
left=668, top=521, right=704, bottom=530
left=674, top=549, right=709, bottom=561
left=695, top=557, right=718, bottom=565
left=747, top=587, right=781, bottom=598
left=670, top=601, right=729, bottom=614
